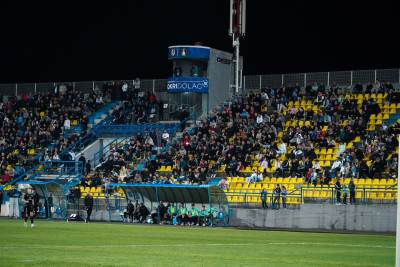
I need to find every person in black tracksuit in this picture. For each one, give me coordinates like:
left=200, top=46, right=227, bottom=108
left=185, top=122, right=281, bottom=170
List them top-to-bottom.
left=334, top=180, right=342, bottom=204
left=349, top=180, right=356, bottom=204
left=23, top=189, right=36, bottom=227
left=84, top=193, right=94, bottom=223
left=127, top=200, right=135, bottom=223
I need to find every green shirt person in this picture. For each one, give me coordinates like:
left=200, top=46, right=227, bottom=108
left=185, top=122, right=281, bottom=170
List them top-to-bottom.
left=177, top=203, right=188, bottom=225
left=189, top=203, right=200, bottom=225
left=168, top=205, right=177, bottom=216
left=199, top=205, right=210, bottom=226
left=178, top=206, right=188, bottom=216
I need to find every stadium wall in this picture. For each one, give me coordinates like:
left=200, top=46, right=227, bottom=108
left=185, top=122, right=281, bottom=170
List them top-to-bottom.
left=230, top=204, right=396, bottom=233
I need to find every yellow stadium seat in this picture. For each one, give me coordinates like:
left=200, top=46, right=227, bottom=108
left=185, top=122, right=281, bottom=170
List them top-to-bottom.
left=346, top=142, right=353, bottom=149
left=158, top=166, right=166, bottom=172
left=165, top=166, right=172, bottom=172
left=244, top=166, right=252, bottom=173
left=356, top=179, right=365, bottom=186
left=372, top=179, right=380, bottom=186
left=379, top=179, right=387, bottom=186
left=303, top=190, right=313, bottom=198
left=312, top=191, right=320, bottom=198
left=320, top=191, right=329, bottom=199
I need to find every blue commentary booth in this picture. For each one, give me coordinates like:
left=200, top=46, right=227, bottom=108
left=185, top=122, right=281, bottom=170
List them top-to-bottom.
left=167, top=45, right=234, bottom=118
left=106, top=183, right=230, bottom=226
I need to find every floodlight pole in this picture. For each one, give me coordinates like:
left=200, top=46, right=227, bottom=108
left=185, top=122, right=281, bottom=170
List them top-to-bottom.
left=229, top=0, right=246, bottom=95
left=235, top=36, right=240, bottom=95
left=396, top=136, right=400, bottom=267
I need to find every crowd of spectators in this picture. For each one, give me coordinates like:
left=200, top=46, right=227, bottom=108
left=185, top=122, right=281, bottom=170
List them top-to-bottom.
left=1, top=80, right=398, bottom=188
left=81, top=81, right=399, bottom=188
left=0, top=84, right=111, bottom=184
left=109, top=89, right=162, bottom=124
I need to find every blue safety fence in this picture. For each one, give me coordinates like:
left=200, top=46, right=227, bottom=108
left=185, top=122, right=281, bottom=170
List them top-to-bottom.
left=92, top=123, right=181, bottom=136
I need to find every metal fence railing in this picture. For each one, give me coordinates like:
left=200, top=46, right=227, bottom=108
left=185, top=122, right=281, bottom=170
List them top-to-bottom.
left=2, top=68, right=398, bottom=97
left=243, top=68, right=400, bottom=92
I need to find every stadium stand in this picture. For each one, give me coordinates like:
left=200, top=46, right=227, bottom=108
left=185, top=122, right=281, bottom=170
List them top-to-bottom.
left=1, top=78, right=399, bottom=209
left=64, top=81, right=399, bottom=208
left=0, top=83, right=116, bottom=185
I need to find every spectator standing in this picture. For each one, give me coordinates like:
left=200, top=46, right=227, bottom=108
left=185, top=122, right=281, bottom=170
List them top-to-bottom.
left=63, top=117, right=71, bottom=131
left=161, top=130, right=170, bottom=146
left=79, top=154, right=86, bottom=173
left=85, top=160, right=92, bottom=176
left=334, top=180, right=342, bottom=204
left=349, top=180, right=356, bottom=204
left=272, top=184, right=281, bottom=209
left=342, top=185, right=349, bottom=205
left=281, top=186, right=288, bottom=208
left=8, top=187, right=21, bottom=219
left=260, top=189, right=268, bottom=209
left=84, top=193, right=93, bottom=223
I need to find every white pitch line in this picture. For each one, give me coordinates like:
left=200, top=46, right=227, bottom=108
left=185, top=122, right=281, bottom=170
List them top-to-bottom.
left=0, top=242, right=394, bottom=249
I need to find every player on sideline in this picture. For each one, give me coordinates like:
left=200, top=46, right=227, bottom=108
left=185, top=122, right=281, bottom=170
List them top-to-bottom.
left=23, top=188, right=36, bottom=228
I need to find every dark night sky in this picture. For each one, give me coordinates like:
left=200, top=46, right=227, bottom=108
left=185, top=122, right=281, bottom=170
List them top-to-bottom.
left=1, top=0, right=398, bottom=83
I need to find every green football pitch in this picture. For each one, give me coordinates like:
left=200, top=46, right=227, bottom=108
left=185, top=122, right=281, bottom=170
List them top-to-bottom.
left=0, top=219, right=395, bottom=267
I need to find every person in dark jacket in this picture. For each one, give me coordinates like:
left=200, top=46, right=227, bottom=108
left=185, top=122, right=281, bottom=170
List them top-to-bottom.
left=334, top=180, right=342, bottom=204
left=349, top=180, right=356, bottom=204
left=272, top=184, right=281, bottom=209
left=32, top=189, right=40, bottom=217
left=260, top=189, right=268, bottom=209
left=46, top=193, right=53, bottom=218
left=84, top=193, right=94, bottom=223
left=127, top=200, right=135, bottom=223
left=138, top=203, right=150, bottom=223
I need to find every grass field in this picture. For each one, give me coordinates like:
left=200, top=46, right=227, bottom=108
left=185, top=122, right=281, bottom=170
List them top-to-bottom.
left=0, top=219, right=395, bottom=267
